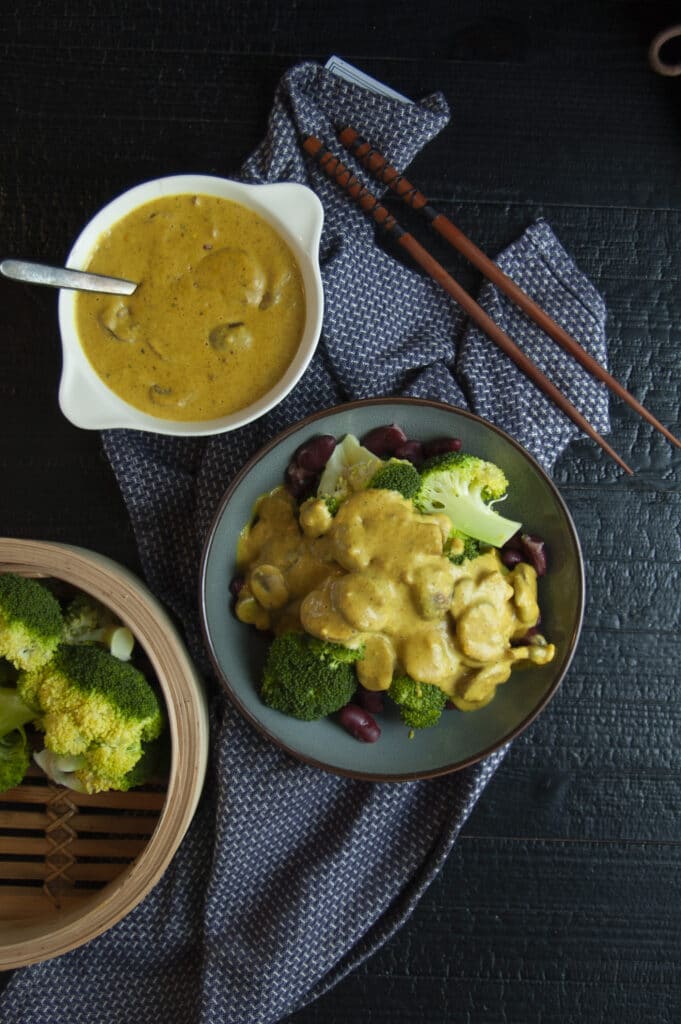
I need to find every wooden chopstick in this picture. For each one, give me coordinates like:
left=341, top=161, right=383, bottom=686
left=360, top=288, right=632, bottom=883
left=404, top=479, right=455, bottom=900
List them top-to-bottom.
left=338, top=126, right=681, bottom=452
left=302, top=135, right=633, bottom=475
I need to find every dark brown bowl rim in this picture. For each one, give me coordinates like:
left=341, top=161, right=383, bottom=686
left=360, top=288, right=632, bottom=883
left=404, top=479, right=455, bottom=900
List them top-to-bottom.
left=199, top=397, right=585, bottom=782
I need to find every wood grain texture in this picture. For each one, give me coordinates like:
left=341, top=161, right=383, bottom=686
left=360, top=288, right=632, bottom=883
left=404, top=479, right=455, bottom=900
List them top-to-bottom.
left=1, top=0, right=680, bottom=1019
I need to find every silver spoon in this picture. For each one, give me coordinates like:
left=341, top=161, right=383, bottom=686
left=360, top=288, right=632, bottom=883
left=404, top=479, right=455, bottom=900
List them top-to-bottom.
left=1, top=259, right=137, bottom=295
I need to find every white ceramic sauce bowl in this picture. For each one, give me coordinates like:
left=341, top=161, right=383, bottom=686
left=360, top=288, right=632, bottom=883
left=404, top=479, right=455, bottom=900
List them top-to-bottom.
left=58, top=175, right=324, bottom=436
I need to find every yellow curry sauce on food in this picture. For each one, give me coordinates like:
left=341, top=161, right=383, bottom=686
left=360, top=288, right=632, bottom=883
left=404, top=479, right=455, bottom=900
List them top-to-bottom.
left=75, top=194, right=306, bottom=421
left=235, top=487, right=556, bottom=712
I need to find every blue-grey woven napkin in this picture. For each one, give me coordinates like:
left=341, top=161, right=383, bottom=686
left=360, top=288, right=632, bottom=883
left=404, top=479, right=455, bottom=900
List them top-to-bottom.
left=0, top=62, right=609, bottom=1024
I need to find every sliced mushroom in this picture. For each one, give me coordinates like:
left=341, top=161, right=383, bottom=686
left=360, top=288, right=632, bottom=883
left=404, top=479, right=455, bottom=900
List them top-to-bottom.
left=195, top=246, right=267, bottom=307
left=98, top=302, right=138, bottom=342
left=208, top=322, right=253, bottom=353
left=148, top=384, right=194, bottom=409
left=409, top=560, right=456, bottom=620
left=511, top=561, right=541, bottom=625
left=250, top=564, right=289, bottom=610
left=456, top=600, right=507, bottom=663
left=356, top=634, right=395, bottom=692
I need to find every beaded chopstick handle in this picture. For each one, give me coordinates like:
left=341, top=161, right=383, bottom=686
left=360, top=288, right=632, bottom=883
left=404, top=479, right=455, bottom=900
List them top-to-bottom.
left=338, top=125, right=681, bottom=452
left=302, top=135, right=633, bottom=475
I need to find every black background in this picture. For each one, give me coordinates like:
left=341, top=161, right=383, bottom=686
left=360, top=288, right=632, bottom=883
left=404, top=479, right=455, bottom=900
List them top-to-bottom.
left=1, top=2, right=681, bottom=1021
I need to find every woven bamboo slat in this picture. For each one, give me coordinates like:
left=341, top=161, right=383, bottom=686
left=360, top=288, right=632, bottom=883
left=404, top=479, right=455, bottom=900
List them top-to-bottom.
left=0, top=768, right=167, bottom=921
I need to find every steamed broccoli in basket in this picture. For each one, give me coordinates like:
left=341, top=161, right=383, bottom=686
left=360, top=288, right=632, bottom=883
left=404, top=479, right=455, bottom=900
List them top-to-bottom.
left=416, top=451, right=521, bottom=549
left=368, top=458, right=422, bottom=501
left=0, top=572, right=166, bottom=794
left=0, top=573, right=64, bottom=671
left=63, top=593, right=135, bottom=661
left=261, top=631, right=362, bottom=721
left=18, top=642, right=164, bottom=793
left=388, top=675, right=448, bottom=730
left=0, top=686, right=34, bottom=792
left=34, top=731, right=170, bottom=794
left=119, top=733, right=171, bottom=791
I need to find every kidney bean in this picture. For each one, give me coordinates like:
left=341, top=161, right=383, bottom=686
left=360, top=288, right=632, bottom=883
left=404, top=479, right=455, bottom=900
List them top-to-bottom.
left=361, top=423, right=408, bottom=456
left=294, top=434, right=337, bottom=473
left=422, top=436, right=462, bottom=458
left=393, top=440, right=424, bottom=466
left=285, top=460, right=317, bottom=499
left=502, top=530, right=524, bottom=551
left=521, top=534, right=548, bottom=576
left=501, top=547, right=524, bottom=569
left=229, top=575, right=245, bottom=598
left=355, top=687, right=385, bottom=714
left=339, top=703, right=381, bottom=742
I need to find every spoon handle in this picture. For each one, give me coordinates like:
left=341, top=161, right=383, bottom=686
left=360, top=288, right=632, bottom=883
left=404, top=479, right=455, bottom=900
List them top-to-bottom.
left=0, top=259, right=137, bottom=295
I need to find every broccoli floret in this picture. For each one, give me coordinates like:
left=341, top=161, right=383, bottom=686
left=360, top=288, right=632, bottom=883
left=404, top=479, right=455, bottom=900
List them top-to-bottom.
left=317, top=434, right=385, bottom=507
left=416, top=452, right=521, bottom=548
left=368, top=458, right=422, bottom=500
left=323, top=495, right=341, bottom=516
left=446, top=533, right=482, bottom=566
left=0, top=573, right=64, bottom=671
left=63, top=594, right=134, bottom=661
left=261, top=631, right=360, bottom=720
left=307, top=636, right=365, bottom=665
left=17, top=644, right=164, bottom=793
left=389, top=675, right=448, bottom=729
left=0, top=686, right=34, bottom=792
left=0, top=728, right=30, bottom=793
left=35, top=733, right=170, bottom=793
left=119, top=733, right=171, bottom=790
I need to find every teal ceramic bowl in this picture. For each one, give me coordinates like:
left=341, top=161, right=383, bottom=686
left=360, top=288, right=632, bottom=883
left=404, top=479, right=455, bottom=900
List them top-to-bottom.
left=199, top=398, right=584, bottom=781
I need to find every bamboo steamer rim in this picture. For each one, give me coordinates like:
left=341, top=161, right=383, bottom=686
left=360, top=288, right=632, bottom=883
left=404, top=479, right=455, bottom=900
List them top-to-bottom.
left=0, top=538, right=209, bottom=970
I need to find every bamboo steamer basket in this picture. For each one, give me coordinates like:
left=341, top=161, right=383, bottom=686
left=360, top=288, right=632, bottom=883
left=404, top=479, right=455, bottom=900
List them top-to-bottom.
left=0, top=538, right=210, bottom=970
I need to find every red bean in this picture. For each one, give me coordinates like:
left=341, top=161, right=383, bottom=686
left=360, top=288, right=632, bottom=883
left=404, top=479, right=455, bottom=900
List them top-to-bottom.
left=361, top=423, right=408, bottom=456
left=294, top=434, right=337, bottom=473
left=422, top=436, right=462, bottom=458
left=393, top=440, right=424, bottom=466
left=285, top=460, right=316, bottom=499
left=521, top=534, right=548, bottom=576
left=501, top=547, right=524, bottom=569
left=355, top=687, right=385, bottom=714
left=338, top=703, right=381, bottom=742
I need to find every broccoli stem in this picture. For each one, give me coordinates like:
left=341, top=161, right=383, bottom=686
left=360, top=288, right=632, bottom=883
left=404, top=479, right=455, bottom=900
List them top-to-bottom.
left=441, top=495, right=520, bottom=548
left=0, top=686, right=35, bottom=738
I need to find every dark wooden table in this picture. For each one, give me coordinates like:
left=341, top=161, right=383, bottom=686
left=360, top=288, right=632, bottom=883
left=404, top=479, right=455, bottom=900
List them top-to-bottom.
left=2, top=2, right=680, bottom=1021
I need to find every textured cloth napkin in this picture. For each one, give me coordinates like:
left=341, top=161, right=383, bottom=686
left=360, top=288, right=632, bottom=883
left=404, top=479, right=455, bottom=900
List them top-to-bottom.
left=1, top=62, right=609, bottom=1023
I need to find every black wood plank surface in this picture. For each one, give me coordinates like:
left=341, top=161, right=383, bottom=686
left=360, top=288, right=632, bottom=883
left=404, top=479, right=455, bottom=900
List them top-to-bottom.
left=1, top=2, right=680, bottom=1021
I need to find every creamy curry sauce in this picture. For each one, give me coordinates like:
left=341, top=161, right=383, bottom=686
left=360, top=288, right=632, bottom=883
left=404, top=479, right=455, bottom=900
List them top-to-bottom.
left=75, top=194, right=306, bottom=421
left=235, top=487, right=555, bottom=711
